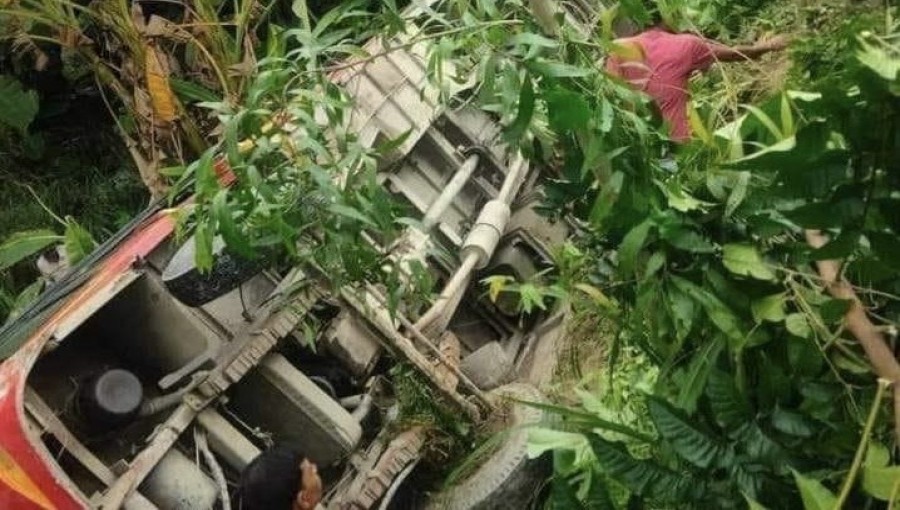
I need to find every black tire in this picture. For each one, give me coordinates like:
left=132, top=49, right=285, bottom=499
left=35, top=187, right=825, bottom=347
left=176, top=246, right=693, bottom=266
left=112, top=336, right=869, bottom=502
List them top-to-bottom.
left=162, top=236, right=260, bottom=307
left=427, top=383, right=549, bottom=510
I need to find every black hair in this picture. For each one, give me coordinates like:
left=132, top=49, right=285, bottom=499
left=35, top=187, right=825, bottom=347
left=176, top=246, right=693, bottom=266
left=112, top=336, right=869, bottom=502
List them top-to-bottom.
left=238, top=444, right=303, bottom=510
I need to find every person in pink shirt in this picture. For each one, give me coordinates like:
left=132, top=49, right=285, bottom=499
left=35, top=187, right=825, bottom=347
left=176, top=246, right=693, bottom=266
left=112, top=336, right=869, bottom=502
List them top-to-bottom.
left=606, top=12, right=788, bottom=143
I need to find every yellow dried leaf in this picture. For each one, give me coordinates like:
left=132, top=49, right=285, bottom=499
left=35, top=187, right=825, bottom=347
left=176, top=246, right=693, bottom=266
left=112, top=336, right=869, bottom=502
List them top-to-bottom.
left=610, top=40, right=645, bottom=62
left=145, top=45, right=177, bottom=123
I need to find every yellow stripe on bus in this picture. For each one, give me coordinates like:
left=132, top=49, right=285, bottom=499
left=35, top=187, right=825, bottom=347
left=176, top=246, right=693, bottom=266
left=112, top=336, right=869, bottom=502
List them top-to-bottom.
left=0, top=445, right=55, bottom=510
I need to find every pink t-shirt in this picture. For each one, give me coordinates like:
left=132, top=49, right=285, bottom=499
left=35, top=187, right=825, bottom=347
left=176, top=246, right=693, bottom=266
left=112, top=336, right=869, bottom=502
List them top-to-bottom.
left=606, top=28, right=716, bottom=142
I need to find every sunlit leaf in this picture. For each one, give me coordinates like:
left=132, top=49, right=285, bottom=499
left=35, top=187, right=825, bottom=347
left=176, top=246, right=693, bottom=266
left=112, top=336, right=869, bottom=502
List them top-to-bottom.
left=857, top=38, right=900, bottom=81
left=63, top=218, right=96, bottom=265
left=0, top=230, right=62, bottom=271
left=722, top=244, right=776, bottom=281
left=483, top=275, right=515, bottom=303
left=751, top=293, right=786, bottom=323
left=785, top=313, right=811, bottom=339
left=862, top=443, right=900, bottom=501
left=792, top=470, right=837, bottom=510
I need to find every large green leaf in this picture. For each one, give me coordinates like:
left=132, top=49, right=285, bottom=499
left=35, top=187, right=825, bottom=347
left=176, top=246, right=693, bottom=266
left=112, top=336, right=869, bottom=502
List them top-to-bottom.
left=857, top=38, right=900, bottom=81
left=0, top=75, right=39, bottom=136
left=506, top=75, right=535, bottom=142
left=546, top=88, right=590, bottom=132
left=589, top=172, right=624, bottom=229
left=213, top=189, right=254, bottom=259
left=63, top=218, right=97, bottom=266
left=617, top=219, right=652, bottom=277
left=0, top=230, right=63, bottom=271
left=722, top=244, right=776, bottom=281
left=670, top=276, right=745, bottom=346
left=7, top=279, right=45, bottom=322
left=666, top=282, right=697, bottom=341
left=751, top=293, right=786, bottom=323
left=785, top=313, right=812, bottom=339
left=675, top=338, right=723, bottom=414
left=706, top=369, right=752, bottom=430
left=647, top=396, right=730, bottom=469
left=771, top=406, right=816, bottom=438
left=588, top=435, right=696, bottom=503
left=862, top=443, right=900, bottom=501
left=792, top=470, right=837, bottom=510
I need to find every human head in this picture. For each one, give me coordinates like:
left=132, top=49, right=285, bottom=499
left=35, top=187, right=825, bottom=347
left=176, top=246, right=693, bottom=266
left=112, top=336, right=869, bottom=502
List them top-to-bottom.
left=239, top=444, right=305, bottom=510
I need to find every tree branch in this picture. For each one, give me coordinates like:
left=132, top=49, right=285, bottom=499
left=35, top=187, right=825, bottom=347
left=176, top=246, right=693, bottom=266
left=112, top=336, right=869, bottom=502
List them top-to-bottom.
left=805, top=229, right=900, bottom=440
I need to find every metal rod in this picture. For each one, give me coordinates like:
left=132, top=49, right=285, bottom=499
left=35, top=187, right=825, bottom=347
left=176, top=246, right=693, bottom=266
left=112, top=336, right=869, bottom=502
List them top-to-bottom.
left=422, top=154, right=480, bottom=231
left=413, top=251, right=480, bottom=333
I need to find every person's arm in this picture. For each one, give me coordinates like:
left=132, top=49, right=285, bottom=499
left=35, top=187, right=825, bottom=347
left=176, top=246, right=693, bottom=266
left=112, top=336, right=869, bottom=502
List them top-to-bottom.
left=707, top=35, right=790, bottom=62
left=294, top=459, right=323, bottom=510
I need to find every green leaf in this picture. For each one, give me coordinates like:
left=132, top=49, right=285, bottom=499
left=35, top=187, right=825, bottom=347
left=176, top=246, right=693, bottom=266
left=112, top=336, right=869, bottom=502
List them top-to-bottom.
left=291, top=0, right=311, bottom=30
left=857, top=38, right=900, bottom=81
left=529, top=61, right=591, bottom=78
left=0, top=75, right=39, bottom=136
left=506, top=76, right=535, bottom=142
left=169, top=78, right=220, bottom=103
left=546, top=89, right=590, bottom=133
left=743, top=104, right=784, bottom=140
left=375, top=129, right=412, bottom=156
left=193, top=148, right=218, bottom=196
left=589, top=172, right=623, bottom=228
left=724, top=172, right=751, bottom=218
left=659, top=180, right=713, bottom=213
left=213, top=190, right=254, bottom=260
left=787, top=199, right=863, bottom=230
left=329, top=204, right=377, bottom=228
left=63, top=218, right=96, bottom=265
left=617, top=220, right=652, bottom=277
left=193, top=221, right=214, bottom=273
left=662, top=227, right=716, bottom=254
left=811, top=229, right=861, bottom=260
left=0, top=230, right=63, bottom=271
left=868, top=232, right=900, bottom=270
left=722, top=244, right=776, bottom=281
left=483, top=275, right=515, bottom=303
left=670, top=276, right=745, bottom=346
left=8, top=279, right=45, bottom=321
left=518, top=283, right=548, bottom=314
left=573, top=283, right=615, bottom=310
left=666, top=283, right=697, bottom=341
left=751, top=293, right=787, bottom=323
left=819, top=298, right=852, bottom=325
left=785, top=313, right=811, bottom=339
left=676, top=338, right=724, bottom=413
left=706, top=369, right=752, bottom=430
left=648, top=397, right=729, bottom=469
left=525, top=401, right=654, bottom=442
left=771, top=406, right=816, bottom=438
left=526, top=428, right=588, bottom=459
left=588, top=435, right=695, bottom=502
left=862, top=443, right=900, bottom=501
left=792, top=470, right=838, bottom=510
left=745, top=494, right=770, bottom=510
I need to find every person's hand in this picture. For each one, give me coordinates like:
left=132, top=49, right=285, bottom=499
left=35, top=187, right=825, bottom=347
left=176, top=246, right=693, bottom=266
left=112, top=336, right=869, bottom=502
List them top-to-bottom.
left=757, top=34, right=790, bottom=51
left=295, top=459, right=323, bottom=510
